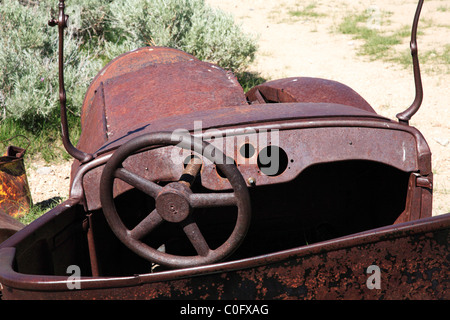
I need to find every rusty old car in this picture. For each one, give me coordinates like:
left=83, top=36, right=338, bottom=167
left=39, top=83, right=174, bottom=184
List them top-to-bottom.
left=0, top=0, right=448, bottom=300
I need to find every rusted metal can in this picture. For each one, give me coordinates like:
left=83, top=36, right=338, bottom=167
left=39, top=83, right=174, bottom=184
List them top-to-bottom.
left=0, top=136, right=32, bottom=219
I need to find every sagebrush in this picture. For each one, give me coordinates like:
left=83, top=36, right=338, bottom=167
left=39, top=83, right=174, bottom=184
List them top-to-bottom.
left=0, top=0, right=257, bottom=129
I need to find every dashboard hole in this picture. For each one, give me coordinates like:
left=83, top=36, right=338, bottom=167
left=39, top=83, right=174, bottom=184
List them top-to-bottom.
left=239, top=143, right=255, bottom=159
left=257, top=146, right=288, bottom=176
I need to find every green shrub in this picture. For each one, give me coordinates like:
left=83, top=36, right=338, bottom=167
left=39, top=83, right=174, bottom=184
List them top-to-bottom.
left=0, top=0, right=257, bottom=132
left=0, top=0, right=105, bottom=126
left=106, top=0, right=257, bottom=69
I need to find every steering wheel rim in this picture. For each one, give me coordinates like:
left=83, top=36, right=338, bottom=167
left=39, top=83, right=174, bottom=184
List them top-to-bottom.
left=100, top=131, right=251, bottom=269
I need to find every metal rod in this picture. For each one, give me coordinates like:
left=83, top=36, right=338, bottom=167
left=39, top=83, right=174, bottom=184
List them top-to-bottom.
left=49, top=0, right=93, bottom=163
left=396, top=0, right=424, bottom=125
left=179, top=156, right=202, bottom=188
left=85, top=213, right=100, bottom=277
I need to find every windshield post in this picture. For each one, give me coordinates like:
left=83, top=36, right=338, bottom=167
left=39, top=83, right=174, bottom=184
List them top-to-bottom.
left=48, top=0, right=93, bottom=163
left=396, top=0, right=424, bottom=125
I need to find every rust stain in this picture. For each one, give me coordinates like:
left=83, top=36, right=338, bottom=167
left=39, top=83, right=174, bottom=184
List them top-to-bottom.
left=0, top=146, right=31, bottom=219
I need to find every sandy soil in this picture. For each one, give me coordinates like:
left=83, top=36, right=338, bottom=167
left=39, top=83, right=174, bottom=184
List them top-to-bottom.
left=25, top=0, right=449, bottom=215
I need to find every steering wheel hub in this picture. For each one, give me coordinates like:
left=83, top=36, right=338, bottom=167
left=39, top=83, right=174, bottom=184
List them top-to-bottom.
left=156, top=183, right=192, bottom=223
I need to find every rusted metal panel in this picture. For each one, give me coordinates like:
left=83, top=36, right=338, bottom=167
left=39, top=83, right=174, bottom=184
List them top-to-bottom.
left=80, top=47, right=199, bottom=129
left=101, top=60, right=246, bottom=142
left=246, top=77, right=376, bottom=113
left=76, top=82, right=108, bottom=155
left=93, top=102, right=388, bottom=156
left=200, top=126, right=419, bottom=191
left=395, top=173, right=433, bottom=224
left=0, top=213, right=448, bottom=299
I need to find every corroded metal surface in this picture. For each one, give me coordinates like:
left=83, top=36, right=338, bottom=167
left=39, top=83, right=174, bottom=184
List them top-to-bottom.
left=246, top=77, right=376, bottom=113
left=0, top=213, right=448, bottom=299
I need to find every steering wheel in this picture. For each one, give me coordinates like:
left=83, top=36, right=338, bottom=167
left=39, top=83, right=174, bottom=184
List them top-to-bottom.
left=100, top=132, right=251, bottom=269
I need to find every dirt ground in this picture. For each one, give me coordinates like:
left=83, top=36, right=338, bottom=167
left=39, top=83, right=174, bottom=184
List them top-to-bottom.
left=26, top=0, right=449, bottom=216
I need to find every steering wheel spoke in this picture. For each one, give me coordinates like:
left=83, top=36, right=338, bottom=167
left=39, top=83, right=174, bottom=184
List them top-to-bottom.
left=114, top=167, right=162, bottom=198
left=190, top=192, right=237, bottom=208
left=129, top=208, right=163, bottom=240
left=181, top=216, right=211, bottom=257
